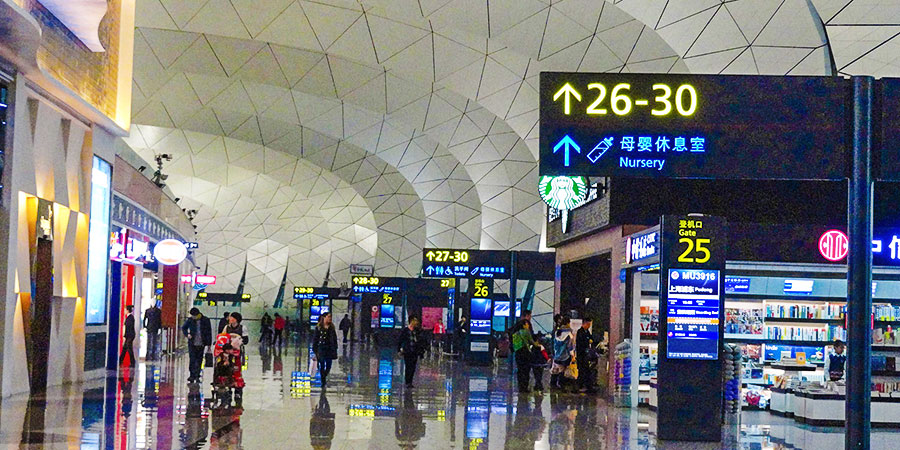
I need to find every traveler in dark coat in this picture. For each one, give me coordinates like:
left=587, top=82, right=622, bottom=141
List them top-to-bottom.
left=143, top=303, right=163, bottom=359
left=119, top=305, right=137, bottom=367
left=182, top=307, right=213, bottom=383
left=218, top=311, right=230, bottom=336
left=312, top=312, right=339, bottom=387
left=339, top=314, right=352, bottom=343
left=398, top=316, right=424, bottom=387
left=575, top=317, right=597, bottom=393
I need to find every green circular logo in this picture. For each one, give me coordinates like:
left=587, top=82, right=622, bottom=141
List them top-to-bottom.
left=538, top=176, right=588, bottom=211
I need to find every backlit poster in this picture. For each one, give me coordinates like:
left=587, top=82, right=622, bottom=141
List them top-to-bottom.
left=86, top=157, right=112, bottom=324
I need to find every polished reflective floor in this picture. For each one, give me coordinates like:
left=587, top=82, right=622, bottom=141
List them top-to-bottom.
left=2, top=337, right=899, bottom=449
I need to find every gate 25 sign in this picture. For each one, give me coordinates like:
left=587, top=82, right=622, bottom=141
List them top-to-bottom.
left=663, top=216, right=726, bottom=268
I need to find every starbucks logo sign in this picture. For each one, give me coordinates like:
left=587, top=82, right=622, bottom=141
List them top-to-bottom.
left=538, top=176, right=588, bottom=211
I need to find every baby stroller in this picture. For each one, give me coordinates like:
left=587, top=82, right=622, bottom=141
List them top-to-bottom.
left=211, top=333, right=245, bottom=407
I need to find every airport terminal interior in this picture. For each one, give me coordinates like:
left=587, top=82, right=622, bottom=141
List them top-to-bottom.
left=5, top=0, right=900, bottom=449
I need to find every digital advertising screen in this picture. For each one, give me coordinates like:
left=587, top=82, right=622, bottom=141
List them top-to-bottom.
left=666, top=268, right=721, bottom=360
left=470, top=297, right=492, bottom=335
left=493, top=301, right=510, bottom=317
left=309, top=304, right=330, bottom=325
left=380, top=304, right=395, bottom=328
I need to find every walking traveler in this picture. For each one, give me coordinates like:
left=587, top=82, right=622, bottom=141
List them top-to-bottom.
left=143, top=303, right=162, bottom=359
left=120, top=305, right=137, bottom=367
left=182, top=307, right=213, bottom=383
left=511, top=310, right=535, bottom=392
left=218, top=312, right=230, bottom=337
left=260, top=312, right=273, bottom=344
left=312, top=312, right=338, bottom=387
left=273, top=313, right=286, bottom=347
left=339, top=314, right=352, bottom=343
left=398, top=316, right=425, bottom=387
left=551, top=316, right=575, bottom=390
left=576, top=317, right=597, bottom=393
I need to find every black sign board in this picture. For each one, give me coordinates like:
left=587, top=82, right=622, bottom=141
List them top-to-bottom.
left=539, top=73, right=850, bottom=180
left=879, top=78, right=900, bottom=180
left=657, top=215, right=727, bottom=441
left=421, top=249, right=555, bottom=280
left=422, top=249, right=510, bottom=278
left=514, top=251, right=555, bottom=281
left=293, top=286, right=340, bottom=300
left=197, top=292, right=251, bottom=305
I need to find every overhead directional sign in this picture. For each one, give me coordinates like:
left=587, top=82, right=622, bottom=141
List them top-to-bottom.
left=539, top=73, right=851, bottom=180
left=422, top=249, right=509, bottom=278
left=293, top=286, right=340, bottom=300
left=197, top=292, right=251, bottom=304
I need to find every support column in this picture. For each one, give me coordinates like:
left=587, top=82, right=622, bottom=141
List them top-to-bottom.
left=846, top=75, right=874, bottom=450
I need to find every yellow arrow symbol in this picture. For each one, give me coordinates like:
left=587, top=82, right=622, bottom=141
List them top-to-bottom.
left=553, top=83, right=581, bottom=115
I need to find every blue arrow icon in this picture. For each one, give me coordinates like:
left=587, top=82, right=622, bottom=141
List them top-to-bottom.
left=553, top=135, right=580, bottom=167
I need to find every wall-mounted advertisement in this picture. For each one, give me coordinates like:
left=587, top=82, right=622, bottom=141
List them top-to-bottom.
left=86, top=157, right=112, bottom=324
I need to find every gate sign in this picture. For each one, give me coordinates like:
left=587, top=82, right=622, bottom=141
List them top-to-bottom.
left=539, top=73, right=850, bottom=180
left=819, top=229, right=849, bottom=261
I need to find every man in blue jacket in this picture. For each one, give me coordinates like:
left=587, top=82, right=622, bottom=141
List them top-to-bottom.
left=182, top=308, right=213, bottom=383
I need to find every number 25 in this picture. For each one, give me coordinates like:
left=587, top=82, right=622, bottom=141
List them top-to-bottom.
left=678, top=238, right=711, bottom=263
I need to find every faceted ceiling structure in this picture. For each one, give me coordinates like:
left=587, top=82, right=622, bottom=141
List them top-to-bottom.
left=127, top=0, right=889, bottom=319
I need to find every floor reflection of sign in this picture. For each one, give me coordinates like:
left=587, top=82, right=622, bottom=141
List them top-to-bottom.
left=666, top=269, right=720, bottom=360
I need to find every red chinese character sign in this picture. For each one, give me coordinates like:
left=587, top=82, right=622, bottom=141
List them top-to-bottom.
left=819, top=230, right=849, bottom=261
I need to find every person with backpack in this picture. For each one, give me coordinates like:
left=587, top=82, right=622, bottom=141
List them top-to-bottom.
left=511, top=310, right=536, bottom=393
left=312, top=312, right=339, bottom=387
left=551, top=316, right=575, bottom=390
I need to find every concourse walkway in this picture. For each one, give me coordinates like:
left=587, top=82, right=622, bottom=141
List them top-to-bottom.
left=1, top=337, right=899, bottom=449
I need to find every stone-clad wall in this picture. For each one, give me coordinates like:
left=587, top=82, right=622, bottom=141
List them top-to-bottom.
left=24, top=0, right=121, bottom=120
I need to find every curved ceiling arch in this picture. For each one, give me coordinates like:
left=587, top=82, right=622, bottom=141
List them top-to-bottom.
left=130, top=30, right=544, bottom=250
left=125, top=124, right=429, bottom=281
left=126, top=127, right=379, bottom=298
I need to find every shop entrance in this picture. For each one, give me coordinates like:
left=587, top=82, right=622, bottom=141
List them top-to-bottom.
left=560, top=254, right=611, bottom=339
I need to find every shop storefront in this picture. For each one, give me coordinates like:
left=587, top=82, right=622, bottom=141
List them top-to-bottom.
left=105, top=162, right=196, bottom=370
left=611, top=223, right=900, bottom=437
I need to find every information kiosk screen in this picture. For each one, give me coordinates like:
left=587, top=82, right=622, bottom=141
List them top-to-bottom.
left=666, top=268, right=721, bottom=360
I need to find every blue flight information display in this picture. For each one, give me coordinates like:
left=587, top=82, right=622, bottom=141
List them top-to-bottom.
left=666, top=268, right=721, bottom=360
left=471, top=297, right=492, bottom=335
left=310, top=302, right=330, bottom=325
left=380, top=304, right=395, bottom=328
